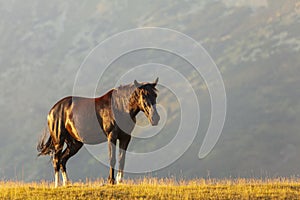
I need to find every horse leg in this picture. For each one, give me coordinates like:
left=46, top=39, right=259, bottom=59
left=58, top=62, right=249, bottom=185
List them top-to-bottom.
left=107, top=133, right=117, bottom=184
left=117, top=135, right=131, bottom=184
left=60, top=139, right=83, bottom=186
left=53, top=144, right=63, bottom=188
left=60, top=147, right=69, bottom=186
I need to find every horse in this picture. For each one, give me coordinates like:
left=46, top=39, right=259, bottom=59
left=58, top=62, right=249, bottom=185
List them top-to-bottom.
left=37, top=78, right=160, bottom=187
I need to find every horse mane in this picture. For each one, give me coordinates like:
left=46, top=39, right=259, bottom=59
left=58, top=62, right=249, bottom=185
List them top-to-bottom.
left=112, top=82, right=157, bottom=112
left=112, top=84, right=138, bottom=112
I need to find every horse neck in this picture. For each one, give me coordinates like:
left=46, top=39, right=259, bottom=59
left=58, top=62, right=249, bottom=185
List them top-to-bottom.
left=109, top=87, right=140, bottom=119
left=128, top=93, right=140, bottom=118
left=129, top=106, right=140, bottom=118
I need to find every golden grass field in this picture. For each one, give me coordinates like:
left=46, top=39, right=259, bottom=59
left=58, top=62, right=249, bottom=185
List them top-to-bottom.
left=1, top=178, right=300, bottom=200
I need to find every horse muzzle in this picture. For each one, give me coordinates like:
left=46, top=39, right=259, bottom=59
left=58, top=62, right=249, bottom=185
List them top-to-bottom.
left=150, top=112, right=160, bottom=126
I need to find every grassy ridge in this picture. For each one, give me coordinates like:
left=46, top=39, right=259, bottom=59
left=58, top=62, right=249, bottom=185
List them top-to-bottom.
left=1, top=178, right=300, bottom=200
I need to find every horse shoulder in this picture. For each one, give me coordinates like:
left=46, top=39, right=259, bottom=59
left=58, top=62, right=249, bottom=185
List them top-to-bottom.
left=95, top=90, right=115, bottom=134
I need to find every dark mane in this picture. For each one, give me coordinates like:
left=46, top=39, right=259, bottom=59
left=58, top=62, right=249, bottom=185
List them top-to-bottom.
left=112, top=83, right=158, bottom=112
left=115, top=83, right=136, bottom=96
left=112, top=84, right=137, bottom=112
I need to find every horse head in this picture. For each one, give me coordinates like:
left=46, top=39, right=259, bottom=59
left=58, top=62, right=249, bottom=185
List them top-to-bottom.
left=134, top=78, right=160, bottom=126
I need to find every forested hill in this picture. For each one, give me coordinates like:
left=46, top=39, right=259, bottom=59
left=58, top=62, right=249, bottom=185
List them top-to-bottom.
left=0, top=1, right=299, bottom=181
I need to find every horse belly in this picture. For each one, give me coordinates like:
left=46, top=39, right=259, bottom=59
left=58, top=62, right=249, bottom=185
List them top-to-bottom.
left=70, top=100, right=107, bottom=144
left=77, top=125, right=107, bottom=145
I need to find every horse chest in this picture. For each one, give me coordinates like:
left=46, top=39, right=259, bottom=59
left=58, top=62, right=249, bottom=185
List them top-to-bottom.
left=100, top=108, right=114, bottom=133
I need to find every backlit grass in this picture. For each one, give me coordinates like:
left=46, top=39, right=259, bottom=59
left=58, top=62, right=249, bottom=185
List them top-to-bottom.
left=1, top=178, right=300, bottom=199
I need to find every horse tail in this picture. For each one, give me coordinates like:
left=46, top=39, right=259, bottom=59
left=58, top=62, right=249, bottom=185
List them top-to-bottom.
left=37, top=127, right=54, bottom=156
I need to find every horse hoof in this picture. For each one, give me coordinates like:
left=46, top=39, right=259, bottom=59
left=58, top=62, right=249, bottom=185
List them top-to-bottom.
left=108, top=179, right=115, bottom=185
left=63, top=180, right=71, bottom=186
left=63, top=182, right=72, bottom=187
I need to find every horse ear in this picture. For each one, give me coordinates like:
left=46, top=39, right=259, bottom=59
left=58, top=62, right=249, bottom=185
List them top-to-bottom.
left=153, top=77, right=159, bottom=86
left=134, top=80, right=142, bottom=88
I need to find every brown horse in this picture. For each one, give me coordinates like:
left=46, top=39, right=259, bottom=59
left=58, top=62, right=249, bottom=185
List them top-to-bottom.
left=37, top=78, right=160, bottom=187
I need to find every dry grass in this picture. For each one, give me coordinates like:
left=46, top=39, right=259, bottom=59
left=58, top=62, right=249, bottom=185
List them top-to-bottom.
left=1, top=178, right=300, bottom=199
